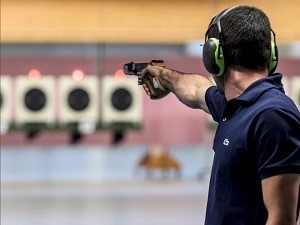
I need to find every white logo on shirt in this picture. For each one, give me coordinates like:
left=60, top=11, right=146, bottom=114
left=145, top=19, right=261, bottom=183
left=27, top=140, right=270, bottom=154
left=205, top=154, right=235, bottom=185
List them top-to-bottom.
left=223, top=139, right=230, bottom=146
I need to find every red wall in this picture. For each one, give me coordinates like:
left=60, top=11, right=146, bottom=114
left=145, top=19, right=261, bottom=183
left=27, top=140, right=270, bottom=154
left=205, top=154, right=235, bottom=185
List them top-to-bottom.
left=1, top=56, right=299, bottom=146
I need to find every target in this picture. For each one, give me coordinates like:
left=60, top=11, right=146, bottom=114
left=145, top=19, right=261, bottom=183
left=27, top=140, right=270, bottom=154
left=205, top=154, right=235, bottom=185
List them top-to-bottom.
left=14, top=75, right=56, bottom=124
left=57, top=75, right=100, bottom=123
left=101, top=75, right=142, bottom=124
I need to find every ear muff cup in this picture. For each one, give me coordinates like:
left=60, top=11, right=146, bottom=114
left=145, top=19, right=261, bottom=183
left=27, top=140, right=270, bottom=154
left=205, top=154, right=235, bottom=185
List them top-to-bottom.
left=202, top=38, right=225, bottom=76
left=269, top=41, right=278, bottom=74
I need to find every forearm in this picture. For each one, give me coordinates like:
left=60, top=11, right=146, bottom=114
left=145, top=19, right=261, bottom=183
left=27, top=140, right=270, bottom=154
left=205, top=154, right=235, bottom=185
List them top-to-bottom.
left=159, top=68, right=214, bottom=111
left=262, top=174, right=300, bottom=225
left=265, top=203, right=298, bottom=225
left=266, top=217, right=297, bottom=225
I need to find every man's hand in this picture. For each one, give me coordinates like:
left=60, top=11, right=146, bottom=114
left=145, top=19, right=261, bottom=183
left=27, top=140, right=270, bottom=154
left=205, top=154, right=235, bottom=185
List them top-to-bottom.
left=141, top=65, right=171, bottom=100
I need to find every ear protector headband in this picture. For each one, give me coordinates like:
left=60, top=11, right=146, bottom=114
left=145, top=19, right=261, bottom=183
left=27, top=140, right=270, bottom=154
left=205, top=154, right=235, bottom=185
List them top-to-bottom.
left=202, top=6, right=278, bottom=76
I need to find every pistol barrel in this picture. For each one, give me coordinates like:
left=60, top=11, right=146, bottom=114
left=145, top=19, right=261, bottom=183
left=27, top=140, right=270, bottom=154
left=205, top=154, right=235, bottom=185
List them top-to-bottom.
left=123, top=62, right=149, bottom=75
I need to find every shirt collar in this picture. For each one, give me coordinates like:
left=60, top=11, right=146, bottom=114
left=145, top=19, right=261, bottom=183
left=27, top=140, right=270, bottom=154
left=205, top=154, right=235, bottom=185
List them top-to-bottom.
left=234, top=73, right=284, bottom=103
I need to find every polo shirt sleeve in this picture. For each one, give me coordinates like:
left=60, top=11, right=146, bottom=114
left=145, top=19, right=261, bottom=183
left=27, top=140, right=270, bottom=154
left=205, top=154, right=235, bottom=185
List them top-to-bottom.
left=205, top=86, right=227, bottom=123
left=254, top=108, right=300, bottom=179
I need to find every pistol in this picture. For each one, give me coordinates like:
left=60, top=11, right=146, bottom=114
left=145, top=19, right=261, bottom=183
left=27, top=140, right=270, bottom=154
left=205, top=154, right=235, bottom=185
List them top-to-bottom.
left=123, top=60, right=165, bottom=85
left=123, top=60, right=169, bottom=99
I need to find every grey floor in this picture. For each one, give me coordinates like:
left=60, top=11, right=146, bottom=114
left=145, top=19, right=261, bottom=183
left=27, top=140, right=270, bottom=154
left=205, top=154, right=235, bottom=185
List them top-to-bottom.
left=1, top=145, right=212, bottom=225
left=2, top=181, right=209, bottom=225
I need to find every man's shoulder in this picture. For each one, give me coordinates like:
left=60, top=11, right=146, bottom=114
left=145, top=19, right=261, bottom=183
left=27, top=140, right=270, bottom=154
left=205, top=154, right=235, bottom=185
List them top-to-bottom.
left=205, top=86, right=226, bottom=122
left=258, top=88, right=298, bottom=113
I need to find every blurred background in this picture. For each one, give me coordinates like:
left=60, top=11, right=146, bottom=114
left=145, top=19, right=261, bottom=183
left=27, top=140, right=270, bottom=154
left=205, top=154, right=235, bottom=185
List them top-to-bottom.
left=1, top=0, right=300, bottom=225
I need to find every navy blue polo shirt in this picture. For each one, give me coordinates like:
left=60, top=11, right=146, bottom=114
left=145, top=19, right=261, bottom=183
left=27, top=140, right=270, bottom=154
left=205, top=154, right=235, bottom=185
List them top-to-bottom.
left=204, top=73, right=300, bottom=225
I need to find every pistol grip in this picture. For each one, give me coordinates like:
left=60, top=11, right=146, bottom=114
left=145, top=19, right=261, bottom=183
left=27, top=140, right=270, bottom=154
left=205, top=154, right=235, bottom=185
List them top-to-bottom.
left=144, top=73, right=170, bottom=100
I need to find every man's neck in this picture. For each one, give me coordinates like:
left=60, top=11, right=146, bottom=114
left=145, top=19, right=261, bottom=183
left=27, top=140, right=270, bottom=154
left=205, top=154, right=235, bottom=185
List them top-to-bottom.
left=224, top=69, right=268, bottom=101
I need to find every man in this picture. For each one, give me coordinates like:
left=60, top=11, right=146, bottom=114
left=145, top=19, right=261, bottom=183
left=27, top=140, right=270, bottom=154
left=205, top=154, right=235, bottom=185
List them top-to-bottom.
left=140, top=5, right=300, bottom=225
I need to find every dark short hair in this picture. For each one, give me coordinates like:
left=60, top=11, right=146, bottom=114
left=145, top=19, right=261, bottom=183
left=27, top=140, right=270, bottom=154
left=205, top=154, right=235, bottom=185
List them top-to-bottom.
left=207, top=6, right=273, bottom=72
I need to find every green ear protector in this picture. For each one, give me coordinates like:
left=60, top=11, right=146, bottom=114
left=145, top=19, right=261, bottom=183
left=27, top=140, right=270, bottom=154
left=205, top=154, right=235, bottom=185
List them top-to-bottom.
left=202, top=6, right=278, bottom=76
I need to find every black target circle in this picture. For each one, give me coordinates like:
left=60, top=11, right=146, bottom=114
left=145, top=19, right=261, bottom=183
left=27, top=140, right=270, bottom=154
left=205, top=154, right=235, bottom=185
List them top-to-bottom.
left=24, top=88, right=46, bottom=111
left=68, top=88, right=90, bottom=111
left=111, top=88, right=132, bottom=111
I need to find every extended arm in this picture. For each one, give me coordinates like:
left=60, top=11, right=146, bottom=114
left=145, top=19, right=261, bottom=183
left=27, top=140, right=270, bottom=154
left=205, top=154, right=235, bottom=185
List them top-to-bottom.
left=141, top=65, right=214, bottom=113
left=262, top=174, right=300, bottom=225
